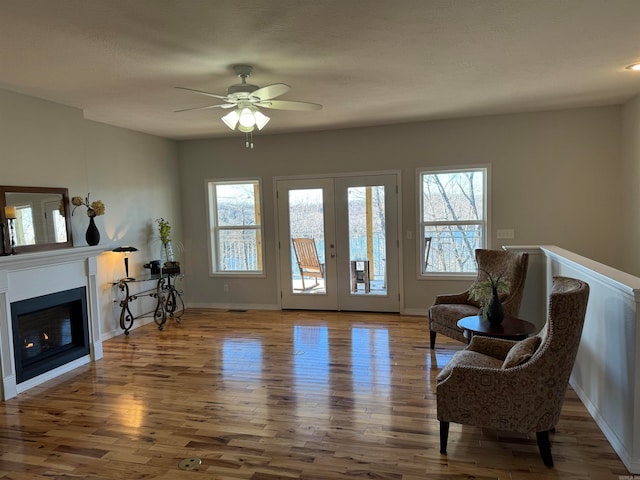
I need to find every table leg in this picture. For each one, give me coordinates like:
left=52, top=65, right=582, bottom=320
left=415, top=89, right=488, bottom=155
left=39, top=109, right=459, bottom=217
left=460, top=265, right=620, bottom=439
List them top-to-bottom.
left=154, top=277, right=167, bottom=330
left=118, top=280, right=135, bottom=336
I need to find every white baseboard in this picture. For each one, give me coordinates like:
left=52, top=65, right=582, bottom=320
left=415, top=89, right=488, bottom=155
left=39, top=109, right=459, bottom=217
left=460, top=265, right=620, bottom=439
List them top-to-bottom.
left=186, top=302, right=280, bottom=311
left=570, top=376, right=637, bottom=473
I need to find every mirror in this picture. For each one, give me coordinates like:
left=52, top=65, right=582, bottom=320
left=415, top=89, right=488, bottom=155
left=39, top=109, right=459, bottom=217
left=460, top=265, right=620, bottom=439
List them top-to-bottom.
left=0, top=186, right=73, bottom=254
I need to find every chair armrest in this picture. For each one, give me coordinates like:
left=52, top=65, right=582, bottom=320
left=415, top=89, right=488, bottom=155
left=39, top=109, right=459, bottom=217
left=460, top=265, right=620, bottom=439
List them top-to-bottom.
left=433, top=291, right=470, bottom=305
left=466, top=336, right=518, bottom=360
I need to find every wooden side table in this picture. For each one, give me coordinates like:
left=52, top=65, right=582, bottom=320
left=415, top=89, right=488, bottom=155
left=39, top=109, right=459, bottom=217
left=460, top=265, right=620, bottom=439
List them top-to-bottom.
left=457, top=315, right=537, bottom=342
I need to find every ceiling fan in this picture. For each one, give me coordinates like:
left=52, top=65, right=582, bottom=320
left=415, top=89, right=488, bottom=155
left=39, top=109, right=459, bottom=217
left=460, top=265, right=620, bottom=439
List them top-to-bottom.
left=175, top=64, right=322, bottom=148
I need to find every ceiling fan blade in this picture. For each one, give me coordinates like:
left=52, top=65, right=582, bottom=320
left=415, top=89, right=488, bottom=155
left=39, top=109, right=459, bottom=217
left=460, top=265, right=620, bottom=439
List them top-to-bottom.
left=252, top=83, right=291, bottom=101
left=174, top=86, right=228, bottom=100
left=258, top=99, right=323, bottom=111
left=175, top=104, right=234, bottom=113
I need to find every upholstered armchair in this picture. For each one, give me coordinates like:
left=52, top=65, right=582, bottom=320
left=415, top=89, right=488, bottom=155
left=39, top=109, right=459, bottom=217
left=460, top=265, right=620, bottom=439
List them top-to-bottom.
left=428, top=249, right=529, bottom=348
left=436, top=276, right=590, bottom=468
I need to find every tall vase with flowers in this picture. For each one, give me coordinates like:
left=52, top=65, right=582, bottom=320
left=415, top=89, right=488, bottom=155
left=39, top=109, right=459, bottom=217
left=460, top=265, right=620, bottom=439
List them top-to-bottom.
left=71, top=193, right=105, bottom=246
left=469, top=269, right=510, bottom=325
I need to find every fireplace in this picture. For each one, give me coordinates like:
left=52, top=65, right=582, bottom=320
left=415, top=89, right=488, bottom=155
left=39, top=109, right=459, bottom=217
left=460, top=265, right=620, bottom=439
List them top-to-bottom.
left=0, top=246, right=104, bottom=400
left=11, top=287, right=90, bottom=384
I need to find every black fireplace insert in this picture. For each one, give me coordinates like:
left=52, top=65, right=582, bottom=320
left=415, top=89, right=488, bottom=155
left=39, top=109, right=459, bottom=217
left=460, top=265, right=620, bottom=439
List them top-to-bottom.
left=11, top=287, right=89, bottom=383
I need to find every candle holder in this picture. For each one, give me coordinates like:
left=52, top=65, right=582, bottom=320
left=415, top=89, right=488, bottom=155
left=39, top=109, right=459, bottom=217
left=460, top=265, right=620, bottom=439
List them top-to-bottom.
left=4, top=206, right=16, bottom=255
left=8, top=218, right=16, bottom=255
left=0, top=223, right=5, bottom=255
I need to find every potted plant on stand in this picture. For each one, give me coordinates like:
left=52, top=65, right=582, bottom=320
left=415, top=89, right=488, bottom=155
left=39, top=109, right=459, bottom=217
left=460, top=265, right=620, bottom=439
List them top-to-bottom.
left=156, top=218, right=180, bottom=274
left=469, top=270, right=510, bottom=326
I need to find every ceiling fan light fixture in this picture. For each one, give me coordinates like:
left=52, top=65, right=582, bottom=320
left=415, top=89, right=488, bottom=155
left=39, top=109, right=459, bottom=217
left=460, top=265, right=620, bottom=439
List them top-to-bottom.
left=239, top=107, right=256, bottom=128
left=221, top=110, right=239, bottom=130
left=254, top=110, right=270, bottom=130
left=238, top=123, right=255, bottom=133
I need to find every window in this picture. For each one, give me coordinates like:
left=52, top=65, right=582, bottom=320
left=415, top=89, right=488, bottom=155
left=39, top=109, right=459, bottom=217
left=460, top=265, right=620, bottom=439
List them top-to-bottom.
left=419, top=167, right=487, bottom=275
left=208, top=179, right=264, bottom=274
left=15, top=205, right=36, bottom=245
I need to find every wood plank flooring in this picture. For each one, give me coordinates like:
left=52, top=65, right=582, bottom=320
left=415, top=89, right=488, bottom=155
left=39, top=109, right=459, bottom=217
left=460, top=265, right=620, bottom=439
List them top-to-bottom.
left=0, top=309, right=630, bottom=479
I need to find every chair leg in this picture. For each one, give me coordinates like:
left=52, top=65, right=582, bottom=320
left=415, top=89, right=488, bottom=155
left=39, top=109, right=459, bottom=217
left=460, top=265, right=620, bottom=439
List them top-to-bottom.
left=430, top=330, right=437, bottom=349
left=440, top=421, right=449, bottom=454
left=536, top=431, right=554, bottom=468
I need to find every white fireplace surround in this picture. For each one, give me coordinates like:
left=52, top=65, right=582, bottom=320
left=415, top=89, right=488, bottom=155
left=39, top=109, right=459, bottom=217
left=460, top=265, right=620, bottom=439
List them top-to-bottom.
left=0, top=246, right=105, bottom=400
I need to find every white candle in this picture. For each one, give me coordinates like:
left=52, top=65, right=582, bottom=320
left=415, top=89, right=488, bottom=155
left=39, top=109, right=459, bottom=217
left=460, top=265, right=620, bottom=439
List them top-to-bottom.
left=4, top=206, right=16, bottom=219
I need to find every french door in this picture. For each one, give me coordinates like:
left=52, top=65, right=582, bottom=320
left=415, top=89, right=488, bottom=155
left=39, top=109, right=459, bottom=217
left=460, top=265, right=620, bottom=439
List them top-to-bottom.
left=277, top=173, right=400, bottom=312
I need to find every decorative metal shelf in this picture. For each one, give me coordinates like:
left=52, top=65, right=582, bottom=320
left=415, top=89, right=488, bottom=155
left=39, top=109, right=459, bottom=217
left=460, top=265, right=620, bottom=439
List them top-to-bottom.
left=112, top=270, right=184, bottom=335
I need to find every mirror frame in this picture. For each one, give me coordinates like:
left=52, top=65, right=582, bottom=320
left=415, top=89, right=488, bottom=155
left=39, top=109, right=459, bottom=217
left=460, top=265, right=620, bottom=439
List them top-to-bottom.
left=0, top=185, right=73, bottom=254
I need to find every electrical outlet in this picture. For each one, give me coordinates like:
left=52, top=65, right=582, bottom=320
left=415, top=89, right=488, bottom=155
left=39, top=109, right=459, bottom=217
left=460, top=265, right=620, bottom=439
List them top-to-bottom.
left=496, top=229, right=515, bottom=239
left=223, top=284, right=229, bottom=292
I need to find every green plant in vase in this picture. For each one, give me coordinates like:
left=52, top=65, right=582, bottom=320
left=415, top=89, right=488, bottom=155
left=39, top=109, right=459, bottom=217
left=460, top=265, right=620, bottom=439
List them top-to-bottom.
left=156, top=217, right=174, bottom=263
left=469, top=269, right=510, bottom=325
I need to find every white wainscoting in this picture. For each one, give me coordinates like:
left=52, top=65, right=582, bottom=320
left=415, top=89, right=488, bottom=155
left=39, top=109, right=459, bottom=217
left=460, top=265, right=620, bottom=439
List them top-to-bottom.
left=506, top=245, right=640, bottom=474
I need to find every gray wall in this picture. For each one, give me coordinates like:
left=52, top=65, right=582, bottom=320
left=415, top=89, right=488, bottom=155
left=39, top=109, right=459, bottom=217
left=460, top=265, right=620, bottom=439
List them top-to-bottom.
left=1, top=85, right=629, bottom=316
left=0, top=88, right=181, bottom=336
left=621, top=96, right=640, bottom=276
left=178, top=105, right=623, bottom=312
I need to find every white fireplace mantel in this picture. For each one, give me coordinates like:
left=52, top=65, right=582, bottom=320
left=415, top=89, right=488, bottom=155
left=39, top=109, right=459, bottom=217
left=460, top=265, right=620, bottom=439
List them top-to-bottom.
left=0, top=246, right=106, bottom=400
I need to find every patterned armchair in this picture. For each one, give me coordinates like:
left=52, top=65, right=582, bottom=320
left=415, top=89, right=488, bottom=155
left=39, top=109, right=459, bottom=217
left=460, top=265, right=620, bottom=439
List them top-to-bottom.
left=428, top=249, right=529, bottom=348
left=436, top=276, right=590, bottom=468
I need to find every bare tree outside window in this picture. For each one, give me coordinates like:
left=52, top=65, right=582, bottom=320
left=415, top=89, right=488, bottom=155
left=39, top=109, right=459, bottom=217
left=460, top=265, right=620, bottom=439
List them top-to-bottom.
left=421, top=168, right=486, bottom=274
left=209, top=180, right=264, bottom=273
left=288, top=188, right=326, bottom=274
left=288, top=189, right=324, bottom=242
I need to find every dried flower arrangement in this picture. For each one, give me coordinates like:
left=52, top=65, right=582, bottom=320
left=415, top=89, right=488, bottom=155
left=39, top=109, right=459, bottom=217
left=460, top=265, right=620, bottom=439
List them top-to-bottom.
left=71, top=194, right=105, bottom=218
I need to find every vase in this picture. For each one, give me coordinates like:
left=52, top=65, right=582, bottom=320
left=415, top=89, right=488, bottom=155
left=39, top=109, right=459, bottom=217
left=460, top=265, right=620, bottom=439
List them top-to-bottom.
left=85, top=216, right=100, bottom=246
left=163, top=240, right=175, bottom=263
left=484, top=286, right=504, bottom=326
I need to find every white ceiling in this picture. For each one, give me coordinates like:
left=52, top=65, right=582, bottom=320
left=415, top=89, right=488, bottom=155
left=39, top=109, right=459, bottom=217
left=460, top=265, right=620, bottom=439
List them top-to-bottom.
left=2, top=0, right=640, bottom=140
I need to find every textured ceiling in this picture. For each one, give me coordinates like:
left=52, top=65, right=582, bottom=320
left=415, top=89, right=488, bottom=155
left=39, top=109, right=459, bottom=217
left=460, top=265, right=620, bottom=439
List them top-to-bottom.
left=2, top=0, right=640, bottom=140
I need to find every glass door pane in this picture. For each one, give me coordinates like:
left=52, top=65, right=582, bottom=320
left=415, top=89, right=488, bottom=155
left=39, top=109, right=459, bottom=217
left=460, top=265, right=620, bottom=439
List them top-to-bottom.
left=347, top=186, right=387, bottom=296
left=289, top=188, right=326, bottom=295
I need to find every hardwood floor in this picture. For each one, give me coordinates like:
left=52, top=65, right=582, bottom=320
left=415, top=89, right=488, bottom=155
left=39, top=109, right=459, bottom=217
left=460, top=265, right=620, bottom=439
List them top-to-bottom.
left=0, top=309, right=630, bottom=479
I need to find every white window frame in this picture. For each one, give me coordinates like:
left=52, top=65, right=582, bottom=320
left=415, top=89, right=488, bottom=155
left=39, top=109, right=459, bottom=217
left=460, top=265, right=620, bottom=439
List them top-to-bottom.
left=417, top=166, right=489, bottom=279
left=206, top=178, right=266, bottom=277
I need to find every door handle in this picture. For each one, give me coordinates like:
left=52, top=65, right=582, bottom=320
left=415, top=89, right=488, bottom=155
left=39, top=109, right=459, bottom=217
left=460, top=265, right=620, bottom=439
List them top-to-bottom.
left=330, top=243, right=336, bottom=258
